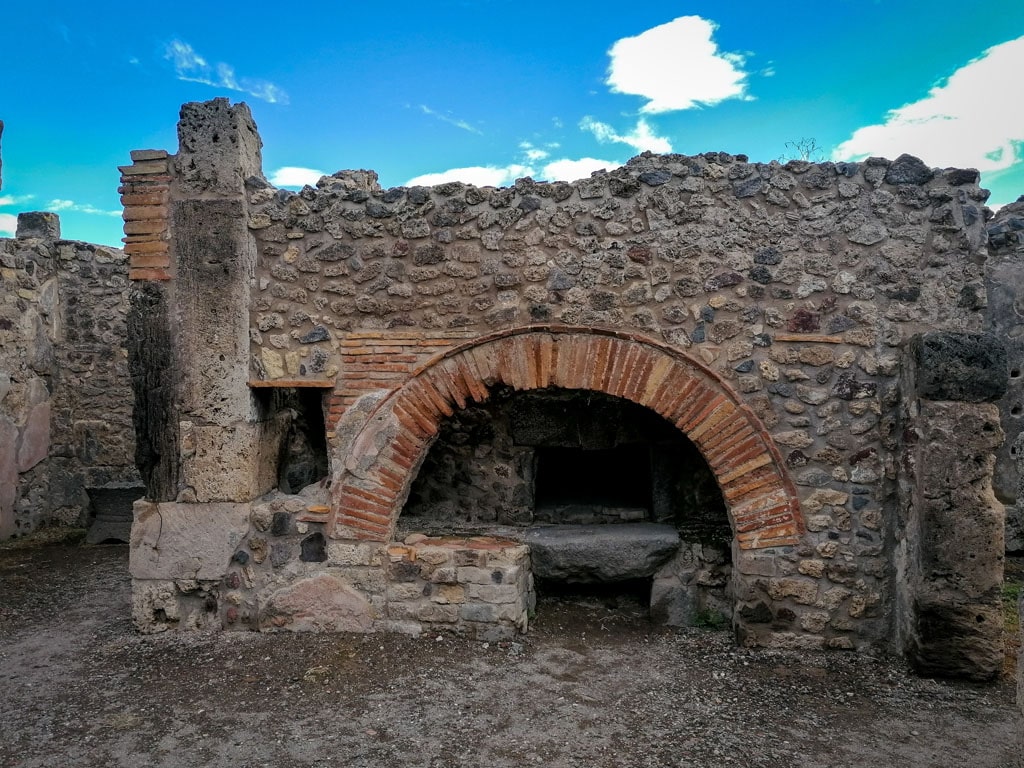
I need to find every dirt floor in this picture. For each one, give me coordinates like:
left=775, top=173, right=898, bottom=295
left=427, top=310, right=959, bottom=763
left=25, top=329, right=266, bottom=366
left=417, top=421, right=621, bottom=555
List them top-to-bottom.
left=1, top=538, right=1021, bottom=768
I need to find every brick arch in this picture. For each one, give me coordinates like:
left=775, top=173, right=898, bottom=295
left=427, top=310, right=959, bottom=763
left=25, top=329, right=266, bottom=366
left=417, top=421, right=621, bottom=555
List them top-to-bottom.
left=329, top=326, right=802, bottom=549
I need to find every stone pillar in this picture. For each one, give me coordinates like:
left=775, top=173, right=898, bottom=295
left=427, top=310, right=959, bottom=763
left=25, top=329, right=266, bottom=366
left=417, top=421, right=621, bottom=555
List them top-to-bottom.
left=170, top=98, right=283, bottom=502
left=985, top=199, right=1024, bottom=553
left=897, top=331, right=1007, bottom=680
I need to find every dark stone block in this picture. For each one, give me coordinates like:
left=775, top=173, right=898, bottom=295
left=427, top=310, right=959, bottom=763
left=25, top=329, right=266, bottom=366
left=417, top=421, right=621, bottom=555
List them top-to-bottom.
left=884, top=154, right=933, bottom=186
left=943, top=168, right=980, bottom=186
left=639, top=170, right=672, bottom=186
left=733, top=177, right=763, bottom=198
left=16, top=211, right=61, bottom=240
left=753, top=246, right=782, bottom=265
left=703, top=271, right=744, bottom=292
left=127, top=282, right=180, bottom=502
left=786, top=309, right=820, bottom=333
left=299, top=325, right=330, bottom=343
left=911, top=332, right=1008, bottom=403
left=832, top=372, right=877, bottom=400
left=271, top=511, right=291, bottom=536
left=524, top=523, right=679, bottom=582
left=300, top=532, right=327, bottom=562
left=907, top=597, right=1002, bottom=681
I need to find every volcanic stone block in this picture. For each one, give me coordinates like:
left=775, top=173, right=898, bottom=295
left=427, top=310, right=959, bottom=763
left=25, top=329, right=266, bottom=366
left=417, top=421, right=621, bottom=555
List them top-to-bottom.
left=15, top=212, right=60, bottom=240
left=911, top=331, right=1008, bottom=403
left=901, top=400, right=1006, bottom=681
left=524, top=523, right=680, bottom=582
left=906, top=594, right=1003, bottom=681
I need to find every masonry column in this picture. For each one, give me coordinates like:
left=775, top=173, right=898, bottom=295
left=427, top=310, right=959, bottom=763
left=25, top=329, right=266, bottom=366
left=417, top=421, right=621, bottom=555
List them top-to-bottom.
left=170, top=98, right=285, bottom=501
left=896, top=331, right=1007, bottom=680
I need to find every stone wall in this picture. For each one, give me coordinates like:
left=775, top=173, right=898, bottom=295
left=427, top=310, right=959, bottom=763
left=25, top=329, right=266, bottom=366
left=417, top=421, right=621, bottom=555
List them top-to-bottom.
left=124, top=100, right=1009, bottom=676
left=985, top=197, right=1024, bottom=553
left=0, top=213, right=139, bottom=539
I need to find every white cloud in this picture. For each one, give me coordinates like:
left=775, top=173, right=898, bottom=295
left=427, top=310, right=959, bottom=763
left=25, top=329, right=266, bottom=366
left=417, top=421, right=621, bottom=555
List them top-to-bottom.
left=606, top=16, right=750, bottom=112
left=833, top=35, right=1024, bottom=172
left=164, top=39, right=289, bottom=105
left=419, top=105, right=482, bottom=135
left=580, top=116, right=673, bottom=154
left=520, top=141, right=550, bottom=162
left=403, top=156, right=620, bottom=189
left=541, top=158, right=616, bottom=181
left=405, top=165, right=532, bottom=188
left=269, top=167, right=326, bottom=188
left=0, top=194, right=35, bottom=206
left=46, top=199, right=121, bottom=217
left=0, top=213, right=16, bottom=236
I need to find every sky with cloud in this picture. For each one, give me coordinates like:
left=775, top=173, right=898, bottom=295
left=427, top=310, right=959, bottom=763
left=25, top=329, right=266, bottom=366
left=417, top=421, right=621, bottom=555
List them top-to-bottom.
left=1, top=1, right=1022, bottom=245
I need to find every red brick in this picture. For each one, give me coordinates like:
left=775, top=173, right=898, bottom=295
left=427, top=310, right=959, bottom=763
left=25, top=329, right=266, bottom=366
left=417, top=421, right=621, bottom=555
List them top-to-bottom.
left=120, top=191, right=169, bottom=206
left=122, top=205, right=166, bottom=221
left=123, top=219, right=167, bottom=236
left=124, top=240, right=169, bottom=255
left=130, top=253, right=171, bottom=269
left=128, top=267, right=171, bottom=281
left=588, top=337, right=612, bottom=391
left=611, top=344, right=642, bottom=400
left=453, top=354, right=489, bottom=404
left=677, top=393, right=728, bottom=434
left=394, top=401, right=433, bottom=439
left=687, top=401, right=737, bottom=443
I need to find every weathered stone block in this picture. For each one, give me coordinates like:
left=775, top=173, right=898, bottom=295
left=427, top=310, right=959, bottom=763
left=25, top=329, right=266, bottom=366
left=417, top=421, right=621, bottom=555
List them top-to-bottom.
left=15, top=212, right=60, bottom=240
left=911, top=332, right=1008, bottom=403
left=15, top=400, right=50, bottom=472
left=129, top=500, right=251, bottom=581
left=523, top=523, right=679, bottom=582
left=261, top=573, right=374, bottom=632
left=906, top=595, right=1003, bottom=681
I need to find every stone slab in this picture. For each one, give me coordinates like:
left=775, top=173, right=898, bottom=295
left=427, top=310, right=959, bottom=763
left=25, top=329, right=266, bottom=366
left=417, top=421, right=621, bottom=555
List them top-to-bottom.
left=15, top=401, right=50, bottom=472
left=129, top=500, right=251, bottom=580
left=523, top=523, right=680, bottom=582
left=261, top=573, right=374, bottom=632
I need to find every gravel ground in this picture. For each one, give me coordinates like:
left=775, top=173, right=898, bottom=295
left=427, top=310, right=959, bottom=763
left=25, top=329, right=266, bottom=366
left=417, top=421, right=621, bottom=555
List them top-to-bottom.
left=0, top=541, right=1021, bottom=768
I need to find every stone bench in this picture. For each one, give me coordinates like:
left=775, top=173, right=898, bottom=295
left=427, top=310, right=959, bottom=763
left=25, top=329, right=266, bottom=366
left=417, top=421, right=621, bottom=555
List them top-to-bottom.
left=522, top=523, right=680, bottom=583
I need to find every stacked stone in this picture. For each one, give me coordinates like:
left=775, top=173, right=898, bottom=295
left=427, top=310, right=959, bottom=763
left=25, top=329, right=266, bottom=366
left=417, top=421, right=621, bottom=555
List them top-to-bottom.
left=119, top=150, right=171, bottom=281
left=235, top=150, right=993, bottom=651
left=0, top=214, right=139, bottom=540
left=0, top=215, right=58, bottom=538
left=132, top=487, right=533, bottom=640
left=384, top=535, right=532, bottom=640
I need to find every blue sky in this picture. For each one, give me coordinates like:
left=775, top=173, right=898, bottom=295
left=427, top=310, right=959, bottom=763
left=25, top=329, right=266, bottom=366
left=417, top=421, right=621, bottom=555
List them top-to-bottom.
left=1, top=1, right=1023, bottom=246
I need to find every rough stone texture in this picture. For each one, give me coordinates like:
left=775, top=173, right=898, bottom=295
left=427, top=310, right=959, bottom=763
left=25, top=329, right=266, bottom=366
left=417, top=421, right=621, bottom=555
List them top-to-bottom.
left=168, top=100, right=282, bottom=505
left=124, top=101, right=1012, bottom=672
left=984, top=199, right=1024, bottom=518
left=16, top=211, right=60, bottom=240
left=1, top=220, right=139, bottom=539
left=127, top=281, right=179, bottom=501
left=911, top=331, right=1008, bottom=403
left=898, top=396, right=1005, bottom=681
left=129, top=500, right=252, bottom=580
left=1006, top=504, right=1024, bottom=555
left=524, top=523, right=680, bottom=582
left=650, top=542, right=732, bottom=627
left=261, top=573, right=375, bottom=632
